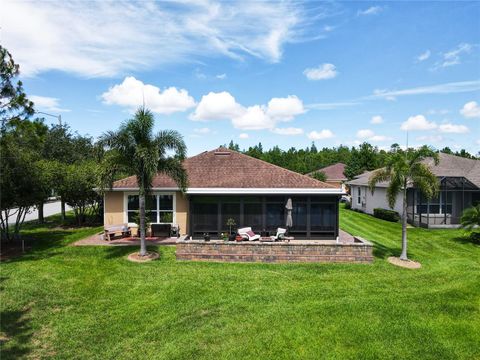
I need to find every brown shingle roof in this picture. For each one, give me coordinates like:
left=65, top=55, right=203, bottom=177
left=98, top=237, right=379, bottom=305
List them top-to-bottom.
left=113, top=147, right=335, bottom=189
left=308, top=163, right=347, bottom=181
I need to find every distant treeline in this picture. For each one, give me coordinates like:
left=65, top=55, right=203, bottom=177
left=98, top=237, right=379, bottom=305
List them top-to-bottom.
left=224, top=140, right=478, bottom=179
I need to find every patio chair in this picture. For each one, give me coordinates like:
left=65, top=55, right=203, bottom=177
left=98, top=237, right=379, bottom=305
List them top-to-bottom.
left=237, top=227, right=261, bottom=241
left=270, top=228, right=287, bottom=241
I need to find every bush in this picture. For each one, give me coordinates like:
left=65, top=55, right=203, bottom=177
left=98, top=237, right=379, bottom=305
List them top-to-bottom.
left=344, top=202, right=351, bottom=210
left=373, top=208, right=400, bottom=222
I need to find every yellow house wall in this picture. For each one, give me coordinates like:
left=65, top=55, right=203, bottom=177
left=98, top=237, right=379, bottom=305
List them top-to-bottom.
left=103, top=190, right=190, bottom=236
left=104, top=191, right=125, bottom=226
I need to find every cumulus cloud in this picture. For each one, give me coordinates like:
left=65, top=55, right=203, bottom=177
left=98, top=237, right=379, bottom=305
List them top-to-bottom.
left=3, top=1, right=310, bottom=77
left=357, top=6, right=383, bottom=16
left=416, top=50, right=431, bottom=62
left=303, top=63, right=337, bottom=80
left=216, top=73, right=227, bottom=80
left=102, top=77, right=195, bottom=114
left=190, top=91, right=305, bottom=130
left=190, top=92, right=243, bottom=121
left=29, top=95, right=70, bottom=112
left=266, top=95, right=305, bottom=121
left=460, top=101, right=480, bottom=118
left=370, top=115, right=383, bottom=124
left=400, top=115, right=437, bottom=131
left=438, top=123, right=469, bottom=134
left=272, top=127, right=304, bottom=135
left=356, top=129, right=391, bottom=142
left=307, top=130, right=334, bottom=140
left=239, top=133, right=249, bottom=139
left=416, top=135, right=444, bottom=143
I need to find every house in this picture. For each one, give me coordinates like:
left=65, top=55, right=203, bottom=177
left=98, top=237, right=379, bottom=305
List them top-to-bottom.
left=104, top=147, right=344, bottom=239
left=347, top=153, right=480, bottom=228
left=307, top=163, right=347, bottom=191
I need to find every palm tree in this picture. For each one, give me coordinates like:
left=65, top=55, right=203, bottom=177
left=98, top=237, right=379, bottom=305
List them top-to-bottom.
left=100, top=108, right=188, bottom=256
left=368, top=146, right=439, bottom=261
left=460, top=204, right=480, bottom=232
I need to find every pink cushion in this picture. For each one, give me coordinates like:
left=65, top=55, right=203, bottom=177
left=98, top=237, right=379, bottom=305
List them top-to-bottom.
left=247, top=230, right=255, bottom=237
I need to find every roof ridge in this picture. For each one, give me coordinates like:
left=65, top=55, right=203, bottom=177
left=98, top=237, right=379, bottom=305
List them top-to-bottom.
left=230, top=149, right=336, bottom=188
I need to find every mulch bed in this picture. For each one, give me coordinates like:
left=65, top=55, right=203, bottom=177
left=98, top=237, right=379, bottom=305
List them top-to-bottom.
left=127, top=251, right=159, bottom=262
left=388, top=256, right=421, bottom=269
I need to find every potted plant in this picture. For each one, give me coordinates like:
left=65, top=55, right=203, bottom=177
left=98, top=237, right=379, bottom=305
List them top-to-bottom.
left=226, top=218, right=237, bottom=241
left=221, top=232, right=228, bottom=241
left=203, top=233, right=210, bottom=241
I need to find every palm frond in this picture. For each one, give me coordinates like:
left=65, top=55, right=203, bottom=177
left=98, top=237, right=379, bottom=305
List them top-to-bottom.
left=155, top=130, right=187, bottom=160
left=158, top=158, right=189, bottom=192
left=410, top=163, right=439, bottom=200
left=368, top=168, right=391, bottom=193
left=386, top=171, right=403, bottom=209
left=460, top=204, right=480, bottom=231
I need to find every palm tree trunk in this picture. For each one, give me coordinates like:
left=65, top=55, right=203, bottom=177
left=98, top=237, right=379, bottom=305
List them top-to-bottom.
left=400, top=185, right=408, bottom=260
left=139, top=193, right=147, bottom=256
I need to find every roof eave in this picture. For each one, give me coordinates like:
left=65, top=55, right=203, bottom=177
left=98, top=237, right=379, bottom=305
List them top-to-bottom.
left=109, top=187, right=345, bottom=195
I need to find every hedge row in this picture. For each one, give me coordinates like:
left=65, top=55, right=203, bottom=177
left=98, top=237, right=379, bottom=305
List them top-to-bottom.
left=373, top=208, right=400, bottom=222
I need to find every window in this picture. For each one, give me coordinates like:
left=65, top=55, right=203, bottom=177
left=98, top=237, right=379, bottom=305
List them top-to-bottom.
left=357, top=187, right=362, bottom=205
left=416, top=192, right=452, bottom=214
left=127, top=194, right=174, bottom=224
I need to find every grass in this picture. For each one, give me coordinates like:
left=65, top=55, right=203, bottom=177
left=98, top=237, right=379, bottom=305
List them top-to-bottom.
left=1, top=208, right=479, bottom=359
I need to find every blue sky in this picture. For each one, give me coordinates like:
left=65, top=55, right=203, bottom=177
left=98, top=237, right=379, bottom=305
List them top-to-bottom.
left=3, top=1, right=480, bottom=156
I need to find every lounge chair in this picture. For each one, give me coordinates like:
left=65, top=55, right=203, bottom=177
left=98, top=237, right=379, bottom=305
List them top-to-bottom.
left=237, top=227, right=261, bottom=241
left=270, top=228, right=287, bottom=241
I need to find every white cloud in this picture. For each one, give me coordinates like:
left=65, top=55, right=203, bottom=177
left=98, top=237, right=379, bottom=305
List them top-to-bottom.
left=3, top=1, right=308, bottom=77
left=357, top=6, right=383, bottom=16
left=438, top=43, right=473, bottom=68
left=416, top=50, right=431, bottom=62
left=303, top=63, right=337, bottom=80
left=216, top=73, right=227, bottom=80
left=102, top=77, right=195, bottom=114
left=371, top=80, right=480, bottom=100
left=190, top=92, right=243, bottom=121
left=191, top=92, right=305, bottom=130
left=29, top=95, right=70, bottom=112
left=266, top=95, right=305, bottom=121
left=307, top=101, right=360, bottom=110
left=460, top=101, right=480, bottom=118
left=232, top=105, right=275, bottom=130
left=370, top=115, right=383, bottom=124
left=400, top=115, right=437, bottom=131
left=438, top=123, right=469, bottom=134
left=193, top=127, right=211, bottom=134
left=272, top=127, right=304, bottom=135
left=356, top=128, right=392, bottom=142
left=356, top=129, right=375, bottom=139
left=307, top=130, right=334, bottom=140
left=239, top=133, right=249, bottom=139
left=416, top=135, right=444, bottom=143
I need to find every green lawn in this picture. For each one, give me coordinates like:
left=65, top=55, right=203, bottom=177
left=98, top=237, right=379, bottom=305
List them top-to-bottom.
left=1, top=209, right=479, bottom=359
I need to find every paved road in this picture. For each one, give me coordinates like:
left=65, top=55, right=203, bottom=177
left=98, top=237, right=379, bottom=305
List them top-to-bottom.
left=9, top=201, right=72, bottom=224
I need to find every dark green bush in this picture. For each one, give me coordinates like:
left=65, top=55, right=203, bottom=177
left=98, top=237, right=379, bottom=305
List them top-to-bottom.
left=344, top=202, right=351, bottom=210
left=373, top=208, right=400, bottom=222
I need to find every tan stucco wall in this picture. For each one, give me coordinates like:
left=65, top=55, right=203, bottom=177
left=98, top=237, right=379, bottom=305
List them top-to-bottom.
left=103, top=190, right=190, bottom=235
left=104, top=191, right=125, bottom=226
left=176, top=192, right=189, bottom=235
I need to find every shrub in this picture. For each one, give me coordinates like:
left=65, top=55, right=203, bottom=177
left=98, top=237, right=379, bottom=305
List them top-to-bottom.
left=344, top=202, right=351, bottom=210
left=373, top=208, right=400, bottom=222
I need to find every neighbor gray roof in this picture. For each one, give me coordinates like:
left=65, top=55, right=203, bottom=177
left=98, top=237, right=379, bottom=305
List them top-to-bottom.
left=347, top=153, right=480, bottom=189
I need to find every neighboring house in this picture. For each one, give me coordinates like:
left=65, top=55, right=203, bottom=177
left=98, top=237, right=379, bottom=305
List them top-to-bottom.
left=104, top=147, right=344, bottom=239
left=348, top=153, right=480, bottom=228
left=307, top=163, right=347, bottom=192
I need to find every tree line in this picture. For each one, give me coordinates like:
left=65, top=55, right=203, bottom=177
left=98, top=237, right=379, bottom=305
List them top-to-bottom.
left=224, top=140, right=478, bottom=180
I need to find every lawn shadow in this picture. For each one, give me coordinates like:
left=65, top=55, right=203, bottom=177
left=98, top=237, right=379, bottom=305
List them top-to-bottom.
left=452, top=234, right=480, bottom=246
left=370, top=240, right=399, bottom=259
left=103, top=245, right=163, bottom=261
left=0, top=309, right=33, bottom=360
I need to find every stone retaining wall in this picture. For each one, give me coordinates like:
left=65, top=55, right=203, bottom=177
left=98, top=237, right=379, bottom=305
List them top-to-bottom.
left=176, top=238, right=373, bottom=264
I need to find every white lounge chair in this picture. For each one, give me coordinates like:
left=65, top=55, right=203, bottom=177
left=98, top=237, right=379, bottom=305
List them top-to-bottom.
left=237, top=227, right=261, bottom=241
left=270, top=228, right=287, bottom=241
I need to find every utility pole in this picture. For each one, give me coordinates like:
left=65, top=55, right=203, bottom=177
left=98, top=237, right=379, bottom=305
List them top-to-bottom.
left=35, top=111, right=62, bottom=126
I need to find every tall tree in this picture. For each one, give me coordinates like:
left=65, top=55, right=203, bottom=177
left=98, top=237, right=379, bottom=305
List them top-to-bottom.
left=0, top=46, right=34, bottom=127
left=100, top=108, right=188, bottom=256
left=344, top=142, right=380, bottom=179
left=368, top=146, right=439, bottom=261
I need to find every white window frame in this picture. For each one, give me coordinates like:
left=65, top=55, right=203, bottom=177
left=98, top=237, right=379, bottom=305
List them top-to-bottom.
left=124, top=191, right=176, bottom=226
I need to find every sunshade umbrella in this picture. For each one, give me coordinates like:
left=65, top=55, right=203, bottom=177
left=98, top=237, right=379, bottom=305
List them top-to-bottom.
left=285, top=198, right=293, bottom=228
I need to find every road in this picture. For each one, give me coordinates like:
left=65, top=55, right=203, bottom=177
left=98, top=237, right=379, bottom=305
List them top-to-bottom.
left=8, top=201, right=72, bottom=224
